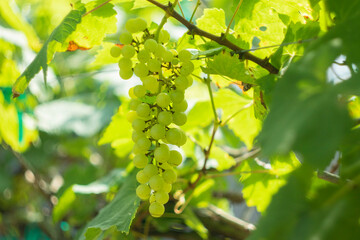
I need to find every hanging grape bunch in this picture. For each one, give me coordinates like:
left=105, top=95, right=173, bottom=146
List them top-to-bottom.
left=110, top=18, right=194, bottom=218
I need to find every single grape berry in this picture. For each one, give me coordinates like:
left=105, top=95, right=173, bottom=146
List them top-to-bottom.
left=158, top=30, right=170, bottom=44
left=120, top=32, right=133, bottom=45
left=144, top=39, right=158, bottom=53
left=122, top=45, right=136, bottom=58
left=110, top=46, right=122, bottom=58
left=137, top=49, right=151, bottom=63
left=178, top=49, right=192, bottom=62
left=162, top=50, right=174, bottom=62
left=118, top=58, right=133, bottom=71
left=147, top=58, right=161, bottom=72
left=180, top=61, right=195, bottom=76
left=134, top=63, right=149, bottom=78
left=119, top=69, right=133, bottom=80
left=142, top=76, right=159, bottom=93
left=174, top=76, right=188, bottom=91
left=134, top=85, right=146, bottom=98
left=170, top=90, right=185, bottom=104
left=156, top=93, right=171, bottom=108
left=129, top=98, right=141, bottom=111
left=172, top=100, right=188, bottom=112
left=136, top=103, right=151, bottom=118
left=126, top=111, right=138, bottom=123
left=158, top=111, right=172, bottom=126
left=172, top=112, right=187, bottom=126
left=132, top=119, right=146, bottom=131
left=166, top=128, right=181, bottom=145
left=178, top=130, right=187, bottom=146
left=136, top=137, right=151, bottom=151
left=154, top=144, right=170, bottom=163
left=168, top=150, right=182, bottom=166
left=133, top=154, right=148, bottom=168
left=143, top=164, right=158, bottom=178
left=162, top=168, right=177, bottom=184
left=136, top=170, right=150, bottom=184
left=149, top=174, right=165, bottom=191
left=162, top=182, right=172, bottom=193
left=136, top=184, right=151, bottom=200
left=155, top=190, right=169, bottom=204
left=149, top=202, right=165, bottom=218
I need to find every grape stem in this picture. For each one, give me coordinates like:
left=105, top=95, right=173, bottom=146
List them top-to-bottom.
left=83, top=0, right=112, bottom=17
left=145, top=0, right=279, bottom=74
left=189, top=0, right=201, bottom=24
left=225, top=0, right=244, bottom=36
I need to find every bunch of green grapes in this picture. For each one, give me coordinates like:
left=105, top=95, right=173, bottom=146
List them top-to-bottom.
left=111, top=18, right=194, bottom=218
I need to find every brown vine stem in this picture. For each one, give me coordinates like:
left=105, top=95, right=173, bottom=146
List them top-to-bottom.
left=83, top=0, right=112, bottom=17
left=146, top=0, right=279, bottom=74
left=225, top=0, right=244, bottom=36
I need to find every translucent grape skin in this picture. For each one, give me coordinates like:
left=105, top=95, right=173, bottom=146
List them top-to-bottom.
left=120, top=32, right=133, bottom=45
left=144, top=39, right=158, bottom=53
left=110, top=46, right=122, bottom=58
left=156, top=93, right=171, bottom=108
left=136, top=103, right=151, bottom=118
left=158, top=111, right=173, bottom=126
left=172, top=112, right=187, bottom=126
left=150, top=124, right=166, bottom=140
left=154, top=144, right=170, bottom=163
left=168, top=150, right=182, bottom=166
left=133, top=154, right=148, bottom=168
left=143, top=164, right=158, bottom=178
left=162, top=168, right=177, bottom=184
left=136, top=170, right=150, bottom=184
left=149, top=174, right=165, bottom=191
left=136, top=184, right=151, bottom=200
left=155, top=190, right=169, bottom=204
left=149, top=202, right=165, bottom=218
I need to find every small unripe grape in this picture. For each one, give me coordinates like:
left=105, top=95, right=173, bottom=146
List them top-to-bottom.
left=126, top=18, right=147, bottom=33
left=134, top=18, right=147, bottom=32
left=159, top=30, right=170, bottom=44
left=120, top=32, right=133, bottom=45
left=144, top=39, right=158, bottom=53
left=154, top=44, right=166, bottom=59
left=122, top=45, right=136, bottom=58
left=110, top=46, right=122, bottom=58
left=137, top=49, right=151, bottom=63
left=178, top=49, right=192, bottom=62
left=163, top=50, right=174, bottom=62
left=118, top=58, right=133, bottom=71
left=147, top=58, right=161, bottom=72
left=171, top=58, right=180, bottom=65
left=180, top=61, right=195, bottom=76
left=134, top=63, right=149, bottom=78
left=119, top=69, right=133, bottom=80
left=186, top=75, right=193, bottom=87
left=142, top=76, right=159, bottom=93
left=174, top=76, right=188, bottom=91
left=134, top=85, right=146, bottom=98
left=128, top=87, right=136, bottom=99
left=170, top=90, right=185, bottom=104
left=156, top=93, right=171, bottom=108
left=129, top=99, right=141, bottom=111
left=172, top=100, right=188, bottom=112
left=136, top=103, right=151, bottom=118
left=126, top=111, right=138, bottom=122
left=158, top=111, right=172, bottom=126
left=172, top=112, right=187, bottom=126
left=132, top=119, right=145, bottom=131
left=150, top=124, right=166, bottom=140
left=166, top=128, right=181, bottom=145
left=132, top=130, right=146, bottom=142
left=178, top=130, right=187, bottom=146
left=137, top=137, right=151, bottom=151
left=133, top=143, right=147, bottom=154
left=154, top=144, right=170, bottom=163
left=168, top=150, right=182, bottom=166
left=133, top=154, right=148, bottom=168
left=158, top=162, right=172, bottom=170
left=143, top=164, right=158, bottom=178
left=162, top=168, right=177, bottom=184
left=136, top=170, right=150, bottom=184
left=149, top=175, right=165, bottom=191
left=162, top=182, right=172, bottom=193
left=136, top=184, right=151, bottom=200
left=155, top=190, right=169, bottom=204
left=149, top=194, right=156, bottom=203
left=149, top=202, right=165, bottom=218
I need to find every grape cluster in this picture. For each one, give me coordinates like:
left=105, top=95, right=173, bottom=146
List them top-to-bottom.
left=111, top=18, right=194, bottom=218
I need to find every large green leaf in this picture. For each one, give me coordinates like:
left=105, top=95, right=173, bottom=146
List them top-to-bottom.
left=12, top=5, right=85, bottom=96
left=196, top=8, right=227, bottom=36
left=80, top=171, right=140, bottom=240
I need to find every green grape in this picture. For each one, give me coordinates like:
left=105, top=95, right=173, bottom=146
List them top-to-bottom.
left=134, top=18, right=147, bottom=32
left=158, top=30, right=170, bottom=44
left=120, top=32, right=133, bottom=45
left=144, top=39, right=158, bottom=53
left=154, top=44, right=165, bottom=59
left=122, top=45, right=136, bottom=58
left=110, top=46, right=122, bottom=58
left=137, top=49, right=151, bottom=63
left=178, top=49, right=192, bottom=62
left=162, top=50, right=174, bottom=62
left=118, top=58, right=133, bottom=71
left=147, top=58, right=161, bottom=72
left=171, top=58, right=180, bottom=65
left=180, top=61, right=195, bottom=76
left=134, top=63, right=149, bottom=78
left=119, top=69, right=133, bottom=80
left=186, top=75, right=193, bottom=87
left=142, top=76, right=159, bottom=93
left=174, top=76, right=188, bottom=91
left=134, top=85, right=146, bottom=98
left=128, top=87, right=137, bottom=99
left=170, top=90, right=185, bottom=104
left=156, top=93, right=171, bottom=108
left=129, top=98, right=141, bottom=111
left=172, top=100, right=188, bottom=112
left=136, top=103, right=151, bottom=118
left=126, top=111, right=138, bottom=122
left=158, top=111, right=172, bottom=126
left=172, top=112, right=187, bottom=126
left=132, top=118, right=146, bottom=131
left=150, top=124, right=166, bottom=140
left=165, top=128, right=181, bottom=145
left=132, top=130, right=146, bottom=142
left=178, top=130, right=187, bottom=146
left=136, top=137, right=151, bottom=151
left=133, top=143, right=147, bottom=154
left=154, top=144, right=170, bottom=163
left=168, top=150, right=182, bottom=166
left=133, top=154, right=148, bottom=168
left=158, top=162, right=172, bottom=170
left=143, top=164, right=158, bottom=178
left=162, top=168, right=177, bottom=184
left=136, top=170, right=150, bottom=184
left=149, top=174, right=165, bottom=191
left=162, top=182, right=172, bottom=193
left=136, top=184, right=151, bottom=200
left=155, top=190, right=169, bottom=204
left=149, top=194, right=156, bottom=203
left=149, top=202, right=165, bottom=218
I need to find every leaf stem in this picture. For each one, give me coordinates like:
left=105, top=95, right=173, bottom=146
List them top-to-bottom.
left=83, top=0, right=112, bottom=17
left=145, top=0, right=279, bottom=74
left=189, top=0, right=201, bottom=24
left=225, top=0, right=243, bottom=36
left=206, top=76, right=219, bottom=124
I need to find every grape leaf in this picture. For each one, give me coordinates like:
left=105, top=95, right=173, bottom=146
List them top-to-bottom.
left=132, top=0, right=168, bottom=9
left=196, top=8, right=227, bottom=36
left=209, top=146, right=236, bottom=171
left=80, top=171, right=140, bottom=240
